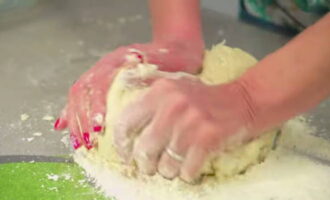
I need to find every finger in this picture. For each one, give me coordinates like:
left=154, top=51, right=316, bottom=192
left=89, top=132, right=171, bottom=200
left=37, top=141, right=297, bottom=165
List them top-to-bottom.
left=89, top=65, right=121, bottom=133
left=67, top=84, right=93, bottom=150
left=89, top=89, right=106, bottom=133
left=76, top=94, right=94, bottom=149
left=113, top=98, right=153, bottom=161
left=54, top=106, right=68, bottom=130
left=132, top=106, right=175, bottom=175
left=157, top=106, right=206, bottom=179
left=67, top=108, right=84, bottom=150
left=157, top=122, right=196, bottom=179
left=70, top=133, right=82, bottom=150
left=158, top=136, right=191, bottom=179
left=180, top=146, right=209, bottom=183
left=158, top=151, right=182, bottom=179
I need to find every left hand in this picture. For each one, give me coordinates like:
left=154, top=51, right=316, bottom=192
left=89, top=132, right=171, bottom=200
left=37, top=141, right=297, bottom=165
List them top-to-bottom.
left=54, top=42, right=203, bottom=150
left=113, top=78, right=258, bottom=183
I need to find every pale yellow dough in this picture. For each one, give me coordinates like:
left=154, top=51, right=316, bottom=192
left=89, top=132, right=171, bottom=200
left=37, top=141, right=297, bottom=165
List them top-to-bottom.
left=88, top=44, right=278, bottom=180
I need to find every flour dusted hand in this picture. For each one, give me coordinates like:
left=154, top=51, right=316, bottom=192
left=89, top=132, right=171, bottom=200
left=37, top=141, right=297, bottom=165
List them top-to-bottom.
left=54, top=42, right=203, bottom=150
left=114, top=77, right=257, bottom=182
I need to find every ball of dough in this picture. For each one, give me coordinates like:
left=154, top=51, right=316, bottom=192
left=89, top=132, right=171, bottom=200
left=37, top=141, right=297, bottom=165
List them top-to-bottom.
left=95, top=44, right=279, bottom=180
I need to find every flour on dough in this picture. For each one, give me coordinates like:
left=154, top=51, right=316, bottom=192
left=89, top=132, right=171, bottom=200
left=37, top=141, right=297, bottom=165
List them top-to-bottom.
left=75, top=44, right=280, bottom=197
left=96, top=44, right=278, bottom=179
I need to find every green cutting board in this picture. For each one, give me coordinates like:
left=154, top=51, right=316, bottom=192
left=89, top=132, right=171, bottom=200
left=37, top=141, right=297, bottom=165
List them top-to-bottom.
left=0, top=156, right=111, bottom=200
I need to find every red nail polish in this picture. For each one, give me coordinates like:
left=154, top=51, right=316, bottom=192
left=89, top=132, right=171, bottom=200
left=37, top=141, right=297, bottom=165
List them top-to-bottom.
left=131, top=52, right=144, bottom=63
left=54, top=118, right=60, bottom=130
left=93, top=126, right=103, bottom=132
left=83, top=132, right=93, bottom=150
left=70, top=134, right=81, bottom=150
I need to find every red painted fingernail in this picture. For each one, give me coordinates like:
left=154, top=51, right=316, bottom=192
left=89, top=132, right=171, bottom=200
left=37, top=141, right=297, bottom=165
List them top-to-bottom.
left=131, top=52, right=144, bottom=63
left=54, top=118, right=60, bottom=130
left=93, top=126, right=103, bottom=132
left=83, top=132, right=93, bottom=150
left=70, top=134, right=81, bottom=150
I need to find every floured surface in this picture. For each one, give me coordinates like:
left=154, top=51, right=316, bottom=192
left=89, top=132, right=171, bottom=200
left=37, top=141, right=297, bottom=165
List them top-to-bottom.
left=75, top=117, right=330, bottom=200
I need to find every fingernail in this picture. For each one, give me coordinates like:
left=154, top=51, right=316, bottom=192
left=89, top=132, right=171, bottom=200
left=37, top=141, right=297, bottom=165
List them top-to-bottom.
left=131, top=52, right=144, bottom=63
left=136, top=53, right=144, bottom=63
left=54, top=118, right=60, bottom=130
left=93, top=126, right=103, bottom=132
left=83, top=132, right=93, bottom=150
left=70, top=134, right=81, bottom=150
left=159, top=165, right=177, bottom=179
left=180, top=173, right=201, bottom=184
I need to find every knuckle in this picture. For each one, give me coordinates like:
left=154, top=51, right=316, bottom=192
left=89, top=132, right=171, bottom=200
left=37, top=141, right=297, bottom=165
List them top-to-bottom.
left=172, top=92, right=189, bottom=110
left=188, top=107, right=205, bottom=123
left=196, top=124, right=219, bottom=148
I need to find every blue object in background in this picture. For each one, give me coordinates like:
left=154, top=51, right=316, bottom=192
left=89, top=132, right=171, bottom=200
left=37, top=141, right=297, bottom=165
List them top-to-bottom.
left=0, top=0, right=37, bottom=12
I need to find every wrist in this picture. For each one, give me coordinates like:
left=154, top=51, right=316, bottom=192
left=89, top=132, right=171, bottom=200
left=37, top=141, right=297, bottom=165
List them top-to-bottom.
left=152, top=39, right=204, bottom=55
left=147, top=41, right=204, bottom=73
left=236, top=61, right=295, bottom=133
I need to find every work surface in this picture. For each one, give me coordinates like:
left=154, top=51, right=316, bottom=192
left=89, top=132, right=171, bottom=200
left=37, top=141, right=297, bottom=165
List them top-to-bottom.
left=0, top=0, right=329, bottom=158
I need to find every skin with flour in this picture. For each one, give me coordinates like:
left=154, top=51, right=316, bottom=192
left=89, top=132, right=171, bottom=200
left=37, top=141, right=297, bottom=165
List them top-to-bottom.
left=55, top=0, right=330, bottom=182
left=95, top=44, right=278, bottom=182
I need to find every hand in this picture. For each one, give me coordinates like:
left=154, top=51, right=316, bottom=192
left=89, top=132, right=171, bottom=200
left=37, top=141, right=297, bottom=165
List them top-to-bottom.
left=54, top=42, right=204, bottom=150
left=114, top=78, right=258, bottom=183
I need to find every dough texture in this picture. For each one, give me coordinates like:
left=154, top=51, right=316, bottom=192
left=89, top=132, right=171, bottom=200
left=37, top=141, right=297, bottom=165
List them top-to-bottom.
left=81, top=44, right=278, bottom=181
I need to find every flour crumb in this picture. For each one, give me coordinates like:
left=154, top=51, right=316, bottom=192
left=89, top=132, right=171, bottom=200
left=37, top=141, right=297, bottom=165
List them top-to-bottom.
left=134, top=14, right=143, bottom=20
left=117, top=17, right=127, bottom=24
left=77, top=40, right=84, bottom=46
left=93, top=113, right=104, bottom=124
left=20, top=114, right=30, bottom=121
left=42, top=115, right=54, bottom=121
left=33, top=132, right=43, bottom=137
left=61, top=135, right=70, bottom=147
left=26, top=137, right=34, bottom=142
left=29, top=160, right=35, bottom=163
left=63, top=173, right=72, bottom=181
left=47, top=174, right=60, bottom=181
left=48, top=187, right=58, bottom=192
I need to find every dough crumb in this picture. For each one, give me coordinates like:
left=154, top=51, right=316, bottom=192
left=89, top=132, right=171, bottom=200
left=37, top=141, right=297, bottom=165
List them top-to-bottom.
left=117, top=17, right=127, bottom=24
left=20, top=113, right=30, bottom=121
left=42, top=115, right=55, bottom=121
left=33, top=132, right=43, bottom=137
left=61, top=135, right=70, bottom=147
left=47, top=174, right=60, bottom=181
left=48, top=187, right=58, bottom=192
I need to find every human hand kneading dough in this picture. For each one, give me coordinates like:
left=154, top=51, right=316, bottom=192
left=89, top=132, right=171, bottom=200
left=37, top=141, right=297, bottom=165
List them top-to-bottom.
left=54, top=0, right=204, bottom=149
left=54, top=41, right=203, bottom=149
left=113, top=78, right=259, bottom=182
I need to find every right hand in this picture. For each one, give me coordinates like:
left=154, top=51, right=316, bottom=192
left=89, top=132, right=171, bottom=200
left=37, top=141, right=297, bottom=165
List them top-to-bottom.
left=54, top=41, right=204, bottom=150
left=113, top=78, right=259, bottom=182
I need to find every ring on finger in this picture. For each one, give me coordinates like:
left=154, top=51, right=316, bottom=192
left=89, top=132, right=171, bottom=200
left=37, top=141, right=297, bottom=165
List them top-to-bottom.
left=165, top=147, right=185, bottom=162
